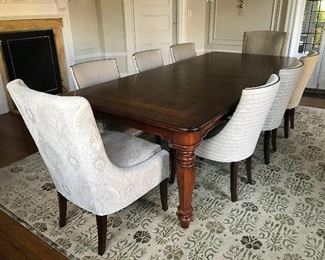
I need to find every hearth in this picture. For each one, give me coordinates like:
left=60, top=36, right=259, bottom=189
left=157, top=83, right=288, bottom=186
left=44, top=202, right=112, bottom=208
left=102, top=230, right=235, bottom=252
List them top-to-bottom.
left=0, top=29, right=62, bottom=94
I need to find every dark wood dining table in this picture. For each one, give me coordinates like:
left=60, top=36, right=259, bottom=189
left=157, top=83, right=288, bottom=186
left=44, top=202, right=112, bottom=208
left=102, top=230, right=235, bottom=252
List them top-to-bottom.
left=66, top=52, right=296, bottom=228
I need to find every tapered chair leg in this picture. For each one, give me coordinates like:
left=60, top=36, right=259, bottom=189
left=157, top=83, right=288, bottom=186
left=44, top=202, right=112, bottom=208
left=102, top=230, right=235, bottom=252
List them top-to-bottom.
left=290, top=108, right=295, bottom=129
left=284, top=109, right=290, bottom=138
left=271, top=128, right=277, bottom=152
left=264, top=131, right=270, bottom=165
left=155, top=135, right=162, bottom=145
left=169, top=148, right=176, bottom=184
left=246, top=156, right=253, bottom=184
left=230, top=162, right=239, bottom=202
left=159, top=179, right=168, bottom=211
left=57, top=192, right=67, bottom=227
left=96, top=215, right=107, bottom=256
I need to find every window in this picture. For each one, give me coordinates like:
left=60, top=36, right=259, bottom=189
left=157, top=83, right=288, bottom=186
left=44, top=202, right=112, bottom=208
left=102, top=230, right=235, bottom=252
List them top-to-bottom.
left=299, top=0, right=325, bottom=53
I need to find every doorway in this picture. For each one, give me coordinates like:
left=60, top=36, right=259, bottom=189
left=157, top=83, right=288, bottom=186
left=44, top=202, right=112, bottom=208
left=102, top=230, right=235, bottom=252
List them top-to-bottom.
left=124, top=0, right=177, bottom=74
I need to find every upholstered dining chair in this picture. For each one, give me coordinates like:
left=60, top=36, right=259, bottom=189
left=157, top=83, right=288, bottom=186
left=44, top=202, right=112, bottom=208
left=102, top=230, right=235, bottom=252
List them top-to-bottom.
left=242, top=31, right=289, bottom=56
left=170, top=42, right=196, bottom=62
left=133, top=49, right=164, bottom=72
left=284, top=50, right=320, bottom=138
left=71, top=58, right=142, bottom=136
left=262, top=60, right=304, bottom=164
left=195, top=74, right=280, bottom=202
left=7, top=79, right=169, bottom=255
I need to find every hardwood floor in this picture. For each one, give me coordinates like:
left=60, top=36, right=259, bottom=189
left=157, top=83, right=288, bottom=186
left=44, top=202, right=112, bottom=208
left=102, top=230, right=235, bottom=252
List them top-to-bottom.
left=0, top=96, right=324, bottom=259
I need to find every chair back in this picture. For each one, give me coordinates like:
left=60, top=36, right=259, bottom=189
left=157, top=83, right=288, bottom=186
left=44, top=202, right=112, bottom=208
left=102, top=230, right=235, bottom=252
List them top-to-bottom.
left=242, top=31, right=289, bottom=56
left=170, top=42, right=196, bottom=62
left=133, top=49, right=164, bottom=72
left=287, top=50, right=319, bottom=109
left=71, top=59, right=120, bottom=89
left=263, top=60, right=304, bottom=131
left=197, top=74, right=280, bottom=162
left=6, top=79, right=114, bottom=214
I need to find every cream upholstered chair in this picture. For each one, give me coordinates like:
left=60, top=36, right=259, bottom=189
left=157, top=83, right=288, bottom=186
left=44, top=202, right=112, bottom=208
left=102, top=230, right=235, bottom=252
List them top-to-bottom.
left=242, top=31, right=289, bottom=56
left=170, top=42, right=196, bottom=62
left=133, top=49, right=164, bottom=72
left=284, top=50, right=320, bottom=138
left=71, top=58, right=142, bottom=136
left=71, top=58, right=120, bottom=88
left=262, top=60, right=304, bottom=164
left=195, top=74, right=280, bottom=202
left=7, top=79, right=169, bottom=255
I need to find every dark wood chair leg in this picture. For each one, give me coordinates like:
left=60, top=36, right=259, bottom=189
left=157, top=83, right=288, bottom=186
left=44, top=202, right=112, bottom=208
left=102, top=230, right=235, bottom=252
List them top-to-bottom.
left=290, top=108, right=295, bottom=129
left=284, top=109, right=290, bottom=138
left=271, top=128, right=277, bottom=152
left=264, top=131, right=270, bottom=165
left=155, top=135, right=162, bottom=145
left=169, top=148, right=176, bottom=184
left=246, top=156, right=253, bottom=184
left=230, top=162, right=239, bottom=202
left=159, top=179, right=168, bottom=211
left=57, top=192, right=67, bottom=228
left=96, top=215, right=107, bottom=256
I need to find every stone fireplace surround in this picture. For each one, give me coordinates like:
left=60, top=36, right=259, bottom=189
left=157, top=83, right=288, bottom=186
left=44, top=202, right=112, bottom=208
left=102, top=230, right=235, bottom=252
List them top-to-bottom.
left=0, top=0, right=75, bottom=114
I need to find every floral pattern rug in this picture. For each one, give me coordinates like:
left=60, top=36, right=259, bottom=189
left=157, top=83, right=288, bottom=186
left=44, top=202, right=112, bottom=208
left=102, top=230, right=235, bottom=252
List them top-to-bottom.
left=0, top=106, right=325, bottom=260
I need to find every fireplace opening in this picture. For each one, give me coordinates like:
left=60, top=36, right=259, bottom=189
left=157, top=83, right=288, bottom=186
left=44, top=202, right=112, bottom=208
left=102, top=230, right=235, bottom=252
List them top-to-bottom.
left=0, top=29, right=62, bottom=94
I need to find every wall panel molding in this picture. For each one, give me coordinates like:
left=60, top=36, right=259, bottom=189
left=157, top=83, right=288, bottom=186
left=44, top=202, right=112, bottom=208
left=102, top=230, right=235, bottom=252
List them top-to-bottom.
left=208, top=0, right=283, bottom=47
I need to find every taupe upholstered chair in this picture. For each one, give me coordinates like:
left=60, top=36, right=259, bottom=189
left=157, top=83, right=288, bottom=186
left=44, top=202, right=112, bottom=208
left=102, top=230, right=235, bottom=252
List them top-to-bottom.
left=242, top=31, right=289, bottom=56
left=170, top=42, right=196, bottom=62
left=133, top=49, right=164, bottom=72
left=284, top=50, right=320, bottom=138
left=71, top=59, right=142, bottom=136
left=71, top=59, right=120, bottom=89
left=262, top=60, right=304, bottom=164
left=195, top=74, right=280, bottom=202
left=7, top=79, right=169, bottom=256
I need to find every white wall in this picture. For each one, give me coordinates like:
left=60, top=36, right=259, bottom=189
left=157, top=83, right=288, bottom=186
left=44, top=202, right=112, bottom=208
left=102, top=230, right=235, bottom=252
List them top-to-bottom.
left=0, top=0, right=76, bottom=114
left=68, top=0, right=127, bottom=74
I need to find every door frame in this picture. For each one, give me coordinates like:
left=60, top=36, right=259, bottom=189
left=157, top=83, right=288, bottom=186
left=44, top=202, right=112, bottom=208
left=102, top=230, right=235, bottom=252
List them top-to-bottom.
left=123, top=0, right=180, bottom=74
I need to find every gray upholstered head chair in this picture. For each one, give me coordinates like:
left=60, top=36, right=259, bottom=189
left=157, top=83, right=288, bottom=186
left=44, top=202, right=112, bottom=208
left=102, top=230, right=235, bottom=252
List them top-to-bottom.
left=242, top=31, right=289, bottom=56
left=170, top=42, right=196, bottom=62
left=133, top=49, right=164, bottom=72
left=284, top=50, right=320, bottom=138
left=71, top=59, right=142, bottom=136
left=262, top=60, right=304, bottom=164
left=195, top=74, right=280, bottom=202
left=7, top=79, right=169, bottom=255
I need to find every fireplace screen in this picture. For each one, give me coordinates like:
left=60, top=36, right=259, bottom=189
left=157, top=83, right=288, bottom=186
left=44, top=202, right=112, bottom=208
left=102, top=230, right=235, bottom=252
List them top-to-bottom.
left=0, top=30, right=62, bottom=94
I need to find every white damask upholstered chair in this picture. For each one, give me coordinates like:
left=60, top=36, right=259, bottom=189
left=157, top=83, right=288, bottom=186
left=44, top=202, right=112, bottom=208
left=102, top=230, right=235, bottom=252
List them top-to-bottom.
left=242, top=31, right=289, bottom=56
left=170, top=42, right=196, bottom=62
left=133, top=49, right=164, bottom=72
left=284, top=50, right=320, bottom=138
left=71, top=59, right=142, bottom=136
left=262, top=60, right=304, bottom=164
left=195, top=74, right=280, bottom=202
left=7, top=79, right=169, bottom=255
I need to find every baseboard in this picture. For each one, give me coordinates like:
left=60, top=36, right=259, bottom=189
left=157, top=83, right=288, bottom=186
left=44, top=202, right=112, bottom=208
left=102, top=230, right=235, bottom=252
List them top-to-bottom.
left=303, top=88, right=325, bottom=98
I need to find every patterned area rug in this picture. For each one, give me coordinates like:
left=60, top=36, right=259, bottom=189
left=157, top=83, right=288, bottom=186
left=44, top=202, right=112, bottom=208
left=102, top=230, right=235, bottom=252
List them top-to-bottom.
left=0, top=106, right=324, bottom=260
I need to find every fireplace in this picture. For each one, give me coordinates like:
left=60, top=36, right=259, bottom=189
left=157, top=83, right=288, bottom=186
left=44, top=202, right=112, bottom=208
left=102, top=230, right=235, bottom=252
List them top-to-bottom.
left=0, top=18, right=69, bottom=111
left=0, top=29, right=62, bottom=94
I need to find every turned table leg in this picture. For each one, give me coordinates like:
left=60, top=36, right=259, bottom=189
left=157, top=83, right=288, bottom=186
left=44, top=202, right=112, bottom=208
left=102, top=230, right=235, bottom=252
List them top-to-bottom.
left=176, top=149, right=196, bottom=228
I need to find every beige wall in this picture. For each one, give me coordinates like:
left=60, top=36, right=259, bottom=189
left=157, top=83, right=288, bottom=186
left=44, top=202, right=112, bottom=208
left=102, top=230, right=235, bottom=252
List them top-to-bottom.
left=68, top=0, right=127, bottom=73
left=185, top=0, right=206, bottom=53
left=205, top=0, right=290, bottom=52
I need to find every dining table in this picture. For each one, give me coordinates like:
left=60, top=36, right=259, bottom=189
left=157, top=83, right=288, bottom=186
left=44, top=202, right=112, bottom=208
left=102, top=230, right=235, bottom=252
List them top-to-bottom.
left=66, top=51, right=296, bottom=228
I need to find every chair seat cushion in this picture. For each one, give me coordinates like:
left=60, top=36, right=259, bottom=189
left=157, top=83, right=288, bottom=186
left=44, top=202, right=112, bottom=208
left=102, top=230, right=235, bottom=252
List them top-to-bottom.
left=101, top=131, right=161, bottom=168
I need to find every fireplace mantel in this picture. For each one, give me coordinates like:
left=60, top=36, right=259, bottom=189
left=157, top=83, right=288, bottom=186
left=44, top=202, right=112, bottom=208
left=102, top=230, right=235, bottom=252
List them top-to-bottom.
left=0, top=18, right=68, bottom=110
